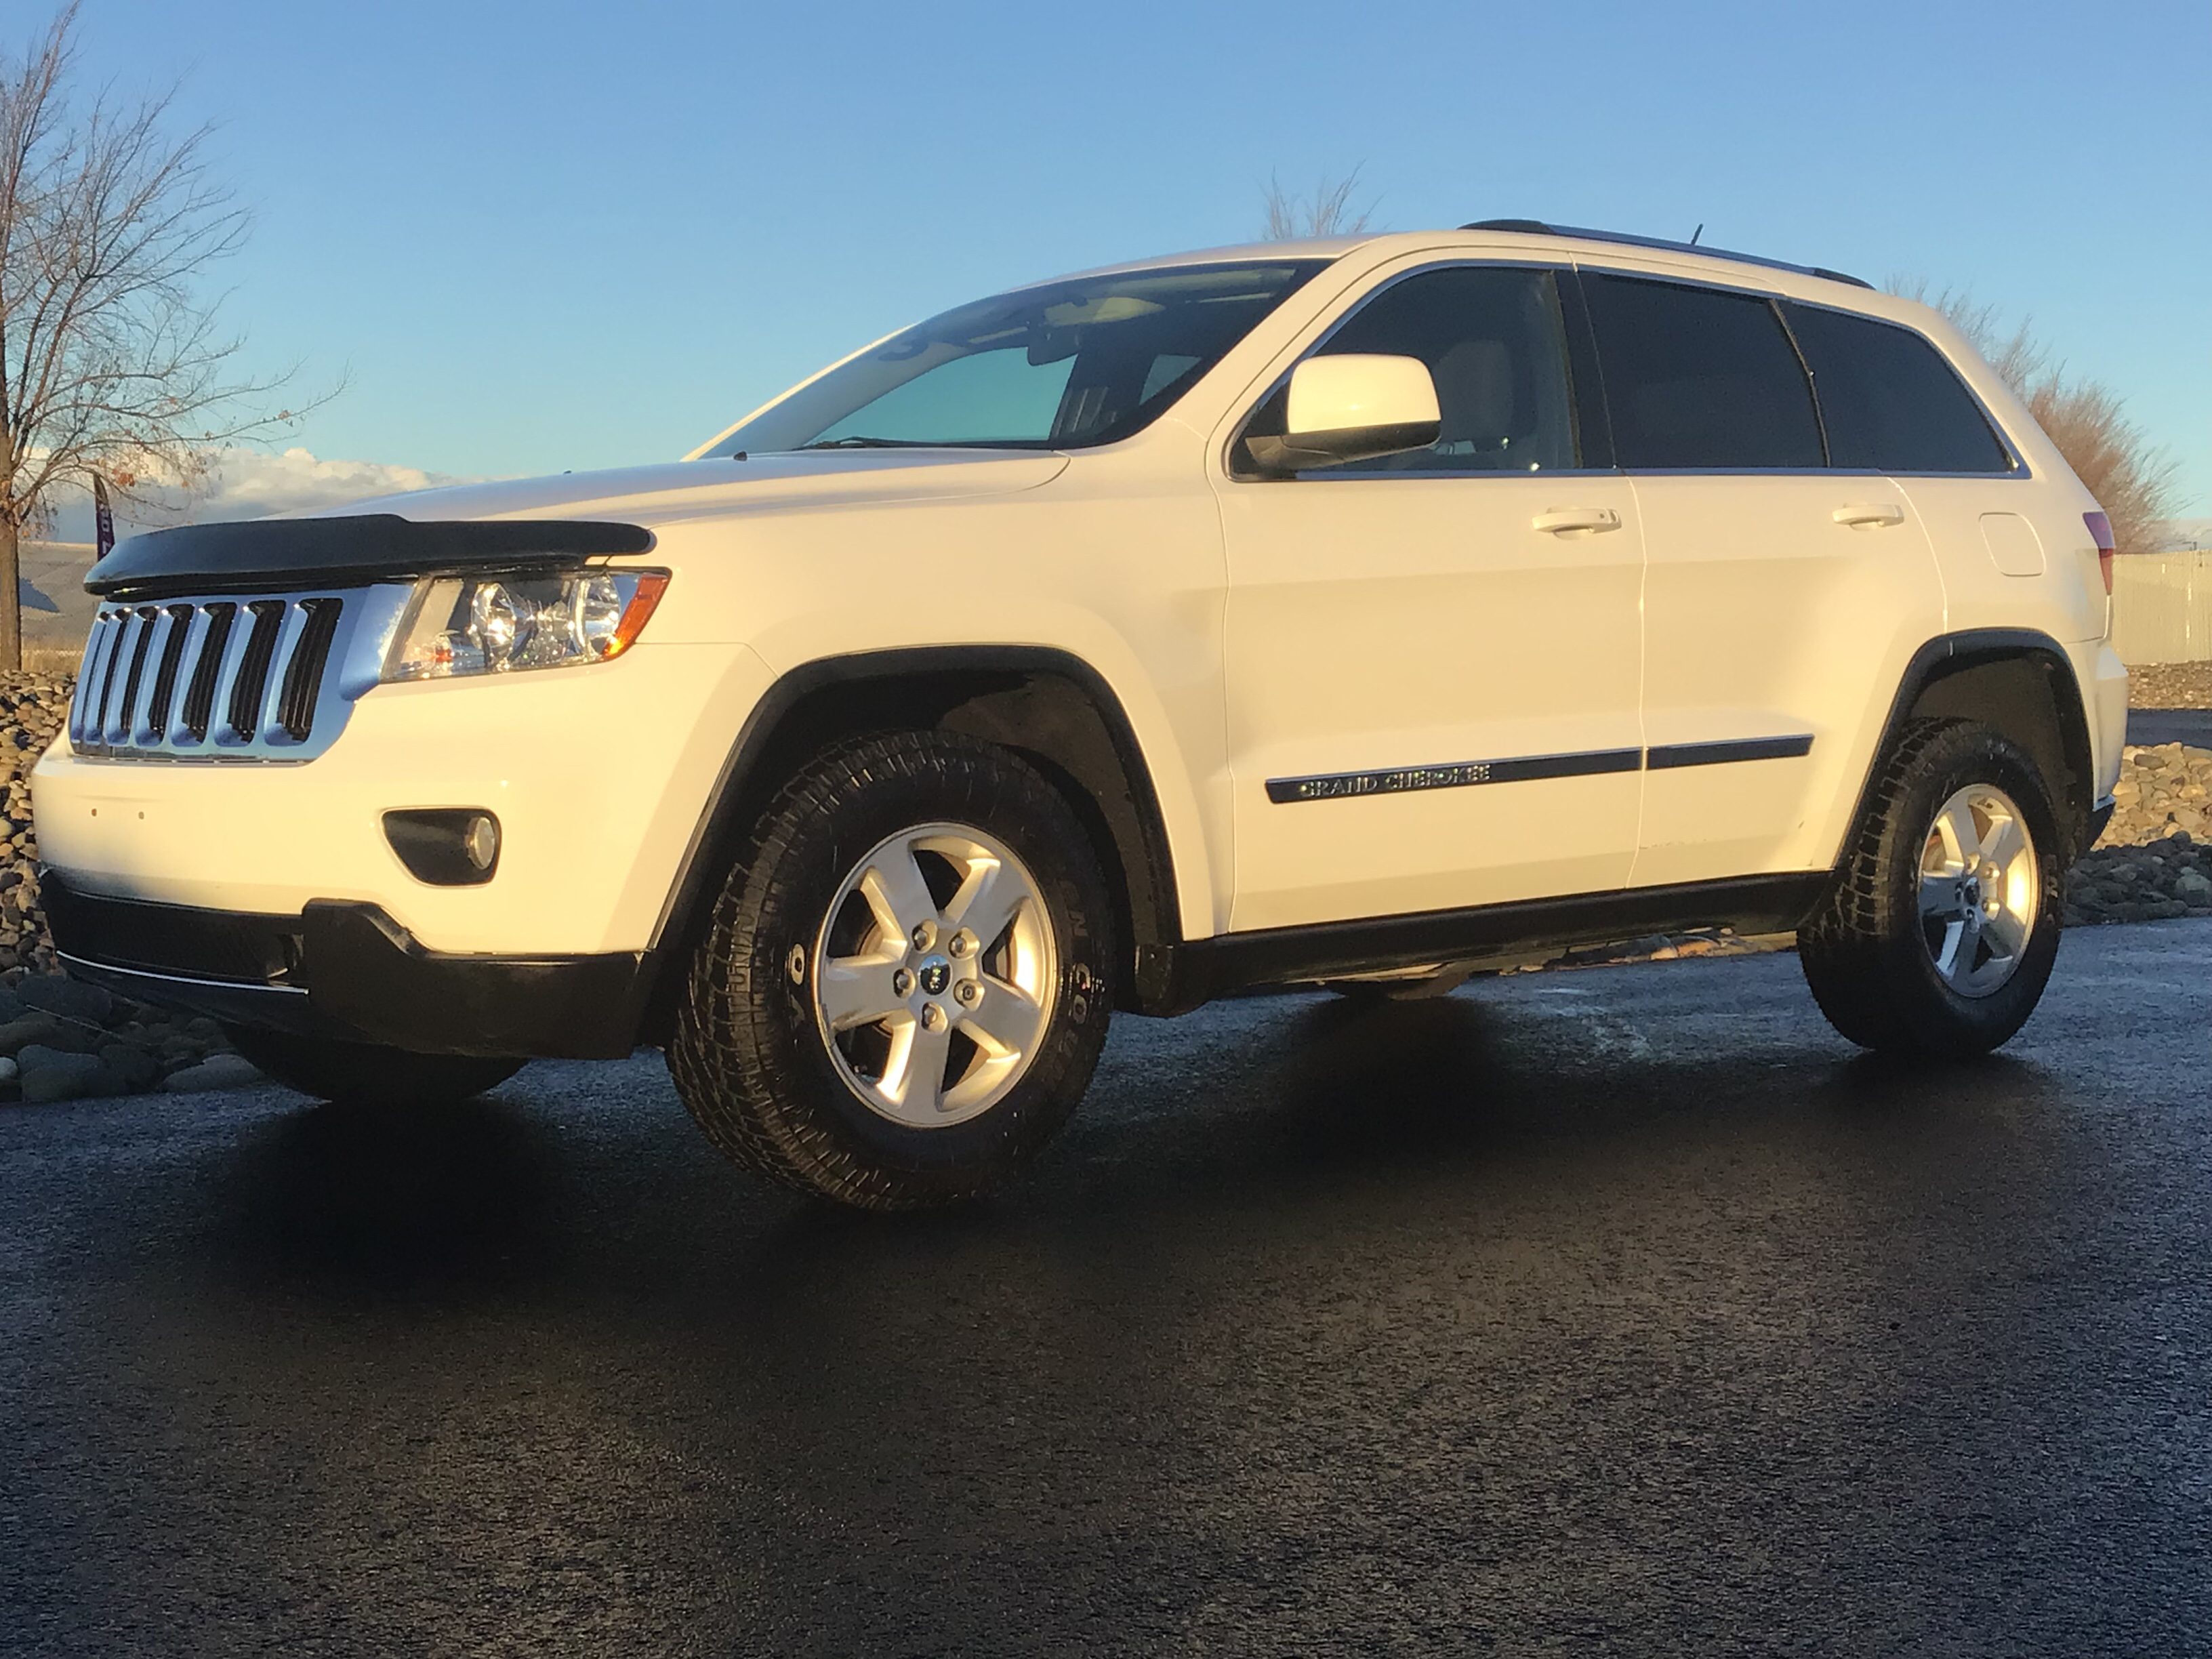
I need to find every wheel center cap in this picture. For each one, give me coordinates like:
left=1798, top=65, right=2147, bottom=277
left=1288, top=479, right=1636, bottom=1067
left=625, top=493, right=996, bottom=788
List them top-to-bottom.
left=916, top=956, right=952, bottom=997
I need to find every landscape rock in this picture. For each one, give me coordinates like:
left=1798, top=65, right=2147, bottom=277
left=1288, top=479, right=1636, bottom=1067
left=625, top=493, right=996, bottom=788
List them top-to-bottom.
left=2125, top=661, right=2212, bottom=710
left=0, top=670, right=68, bottom=977
left=2097, top=742, right=2212, bottom=848
left=2065, top=829, right=2212, bottom=926
left=17, top=974, right=111, bottom=1024
left=0, top=1011, right=63, bottom=1055
left=98, top=1043, right=163, bottom=1094
left=16, top=1044, right=118, bottom=1104
left=161, top=1052, right=266, bottom=1093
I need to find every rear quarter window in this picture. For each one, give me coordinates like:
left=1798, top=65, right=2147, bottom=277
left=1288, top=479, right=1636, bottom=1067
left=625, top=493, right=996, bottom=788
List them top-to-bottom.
left=1781, top=303, right=2014, bottom=474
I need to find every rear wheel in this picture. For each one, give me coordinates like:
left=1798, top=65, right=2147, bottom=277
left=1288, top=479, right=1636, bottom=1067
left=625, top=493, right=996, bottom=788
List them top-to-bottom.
left=1799, top=718, right=2064, bottom=1057
left=669, top=730, right=1115, bottom=1211
left=221, top=1025, right=525, bottom=1105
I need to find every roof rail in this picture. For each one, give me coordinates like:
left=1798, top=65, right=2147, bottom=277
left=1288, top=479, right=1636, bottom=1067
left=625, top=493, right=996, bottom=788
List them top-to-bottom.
left=1458, top=219, right=1872, bottom=289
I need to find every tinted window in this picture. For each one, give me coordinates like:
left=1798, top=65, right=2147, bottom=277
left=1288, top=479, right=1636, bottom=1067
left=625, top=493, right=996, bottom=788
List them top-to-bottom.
left=701, top=261, right=1326, bottom=455
left=1305, top=266, right=1580, bottom=473
left=1582, top=274, right=1824, bottom=469
left=1782, top=303, right=2013, bottom=473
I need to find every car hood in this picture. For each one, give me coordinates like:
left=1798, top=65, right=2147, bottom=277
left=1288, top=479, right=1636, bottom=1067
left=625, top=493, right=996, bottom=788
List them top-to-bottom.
left=314, top=450, right=1071, bottom=529
left=83, top=451, right=1073, bottom=598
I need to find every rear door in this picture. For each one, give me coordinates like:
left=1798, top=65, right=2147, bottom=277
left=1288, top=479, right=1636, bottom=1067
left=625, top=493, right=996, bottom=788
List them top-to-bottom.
left=1580, top=271, right=1948, bottom=887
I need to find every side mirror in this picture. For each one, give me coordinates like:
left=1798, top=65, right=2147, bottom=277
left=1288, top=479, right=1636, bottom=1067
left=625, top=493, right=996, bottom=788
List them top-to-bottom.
left=1246, top=354, right=1441, bottom=474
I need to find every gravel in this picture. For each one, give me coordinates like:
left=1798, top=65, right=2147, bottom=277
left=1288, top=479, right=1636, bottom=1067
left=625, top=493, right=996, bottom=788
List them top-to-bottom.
left=2125, top=660, right=2212, bottom=710
left=0, top=663, right=2205, bottom=1102
left=0, top=671, right=68, bottom=978
left=2072, top=741, right=2212, bottom=925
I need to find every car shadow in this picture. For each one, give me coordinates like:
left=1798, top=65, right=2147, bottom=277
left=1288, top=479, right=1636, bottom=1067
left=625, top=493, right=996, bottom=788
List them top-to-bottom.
left=181, top=975, right=2079, bottom=1310
left=202, top=1088, right=575, bottom=1293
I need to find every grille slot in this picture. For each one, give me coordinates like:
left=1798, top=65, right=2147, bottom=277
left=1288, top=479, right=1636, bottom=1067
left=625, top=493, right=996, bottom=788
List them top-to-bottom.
left=278, top=598, right=344, bottom=740
left=227, top=600, right=288, bottom=739
left=180, top=602, right=238, bottom=743
left=144, top=604, right=196, bottom=736
left=115, top=608, right=161, bottom=743
left=96, top=609, right=146, bottom=742
left=74, top=611, right=123, bottom=746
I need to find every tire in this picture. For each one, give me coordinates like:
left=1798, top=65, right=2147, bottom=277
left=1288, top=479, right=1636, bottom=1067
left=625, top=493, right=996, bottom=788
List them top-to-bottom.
left=1798, top=718, right=2066, bottom=1058
left=669, top=731, right=1117, bottom=1211
left=221, top=1025, right=525, bottom=1105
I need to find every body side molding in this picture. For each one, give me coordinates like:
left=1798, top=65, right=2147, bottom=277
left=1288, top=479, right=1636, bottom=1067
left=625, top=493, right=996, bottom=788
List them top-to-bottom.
left=1645, top=734, right=1816, bottom=769
left=1268, top=735, right=1814, bottom=803
left=1267, top=745, right=1639, bottom=804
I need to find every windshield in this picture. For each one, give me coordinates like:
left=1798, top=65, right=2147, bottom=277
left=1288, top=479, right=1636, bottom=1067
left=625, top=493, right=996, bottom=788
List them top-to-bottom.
left=699, top=260, right=1328, bottom=456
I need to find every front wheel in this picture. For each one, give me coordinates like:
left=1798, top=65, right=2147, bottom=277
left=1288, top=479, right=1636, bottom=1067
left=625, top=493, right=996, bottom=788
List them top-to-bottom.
left=1798, top=718, right=2065, bottom=1058
left=669, top=731, right=1117, bottom=1211
left=221, top=1025, right=525, bottom=1105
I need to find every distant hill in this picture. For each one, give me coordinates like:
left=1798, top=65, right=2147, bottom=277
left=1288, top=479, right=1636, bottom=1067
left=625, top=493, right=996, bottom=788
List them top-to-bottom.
left=19, top=541, right=98, bottom=649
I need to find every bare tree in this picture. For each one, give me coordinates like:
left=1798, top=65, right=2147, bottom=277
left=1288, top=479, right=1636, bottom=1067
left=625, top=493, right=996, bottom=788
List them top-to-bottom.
left=0, top=4, right=321, bottom=670
left=1259, top=169, right=1377, bottom=241
left=1896, top=280, right=2177, bottom=558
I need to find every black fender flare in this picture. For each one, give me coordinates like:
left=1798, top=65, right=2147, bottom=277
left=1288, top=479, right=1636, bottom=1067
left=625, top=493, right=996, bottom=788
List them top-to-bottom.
left=1845, top=627, right=2096, bottom=863
left=640, top=645, right=1186, bottom=1029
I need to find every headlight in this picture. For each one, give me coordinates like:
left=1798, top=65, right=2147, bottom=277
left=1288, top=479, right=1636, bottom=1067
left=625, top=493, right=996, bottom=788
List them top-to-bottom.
left=382, top=569, right=670, bottom=682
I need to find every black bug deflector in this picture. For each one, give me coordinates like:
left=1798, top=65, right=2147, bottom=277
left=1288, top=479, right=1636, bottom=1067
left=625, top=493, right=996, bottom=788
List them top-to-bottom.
left=85, top=514, right=657, bottom=600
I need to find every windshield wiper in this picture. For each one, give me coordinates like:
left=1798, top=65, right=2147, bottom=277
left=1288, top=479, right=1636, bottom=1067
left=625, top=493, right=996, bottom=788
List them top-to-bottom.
left=797, top=435, right=935, bottom=449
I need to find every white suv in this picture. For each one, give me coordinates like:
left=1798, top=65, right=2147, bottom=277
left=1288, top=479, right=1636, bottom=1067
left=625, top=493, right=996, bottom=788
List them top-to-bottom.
left=36, top=222, right=2129, bottom=1209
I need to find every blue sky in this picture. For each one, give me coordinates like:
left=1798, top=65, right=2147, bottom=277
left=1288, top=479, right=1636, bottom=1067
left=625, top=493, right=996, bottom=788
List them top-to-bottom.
left=64, top=0, right=2212, bottom=514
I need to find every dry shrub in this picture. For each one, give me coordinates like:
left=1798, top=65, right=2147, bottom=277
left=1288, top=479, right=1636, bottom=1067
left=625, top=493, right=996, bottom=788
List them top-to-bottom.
left=1259, top=170, right=1376, bottom=241
left=1894, top=283, right=2177, bottom=556
left=2028, top=381, right=2175, bottom=557
left=16, top=640, right=81, bottom=678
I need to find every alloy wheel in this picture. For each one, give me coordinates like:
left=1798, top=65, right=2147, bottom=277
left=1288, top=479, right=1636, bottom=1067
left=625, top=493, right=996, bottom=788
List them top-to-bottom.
left=1916, top=783, right=2039, bottom=998
left=808, top=821, right=1059, bottom=1127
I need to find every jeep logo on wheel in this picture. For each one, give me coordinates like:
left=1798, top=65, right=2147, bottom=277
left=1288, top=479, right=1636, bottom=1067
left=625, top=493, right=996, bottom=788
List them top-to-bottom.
left=918, top=956, right=952, bottom=996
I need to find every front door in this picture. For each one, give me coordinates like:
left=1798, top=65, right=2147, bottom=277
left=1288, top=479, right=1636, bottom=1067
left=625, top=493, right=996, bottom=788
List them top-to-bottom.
left=1214, top=262, right=1645, bottom=933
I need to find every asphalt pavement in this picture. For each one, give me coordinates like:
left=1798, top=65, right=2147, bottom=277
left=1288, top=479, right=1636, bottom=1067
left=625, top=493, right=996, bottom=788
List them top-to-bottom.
left=2127, top=708, right=2212, bottom=748
left=3, top=921, right=2207, bottom=1657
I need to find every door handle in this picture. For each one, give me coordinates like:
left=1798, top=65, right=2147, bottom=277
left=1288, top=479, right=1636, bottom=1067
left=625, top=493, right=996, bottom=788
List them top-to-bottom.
left=1832, top=502, right=1905, bottom=529
left=1532, top=507, right=1622, bottom=535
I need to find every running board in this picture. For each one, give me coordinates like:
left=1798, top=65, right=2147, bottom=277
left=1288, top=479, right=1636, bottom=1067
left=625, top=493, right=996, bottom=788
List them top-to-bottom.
left=1134, top=871, right=1830, bottom=1015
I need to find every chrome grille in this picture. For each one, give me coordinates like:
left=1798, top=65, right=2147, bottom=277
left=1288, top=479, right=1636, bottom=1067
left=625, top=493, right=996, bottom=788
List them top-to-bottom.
left=67, top=587, right=396, bottom=762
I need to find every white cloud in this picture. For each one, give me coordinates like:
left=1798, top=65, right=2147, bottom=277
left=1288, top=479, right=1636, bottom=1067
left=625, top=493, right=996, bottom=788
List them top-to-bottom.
left=196, top=446, right=476, bottom=519
left=41, top=447, right=480, bottom=542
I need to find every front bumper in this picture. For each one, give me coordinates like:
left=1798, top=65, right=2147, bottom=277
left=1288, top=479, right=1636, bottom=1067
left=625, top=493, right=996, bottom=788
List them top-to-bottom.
left=31, top=640, right=774, bottom=957
left=45, top=876, right=651, bottom=1058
